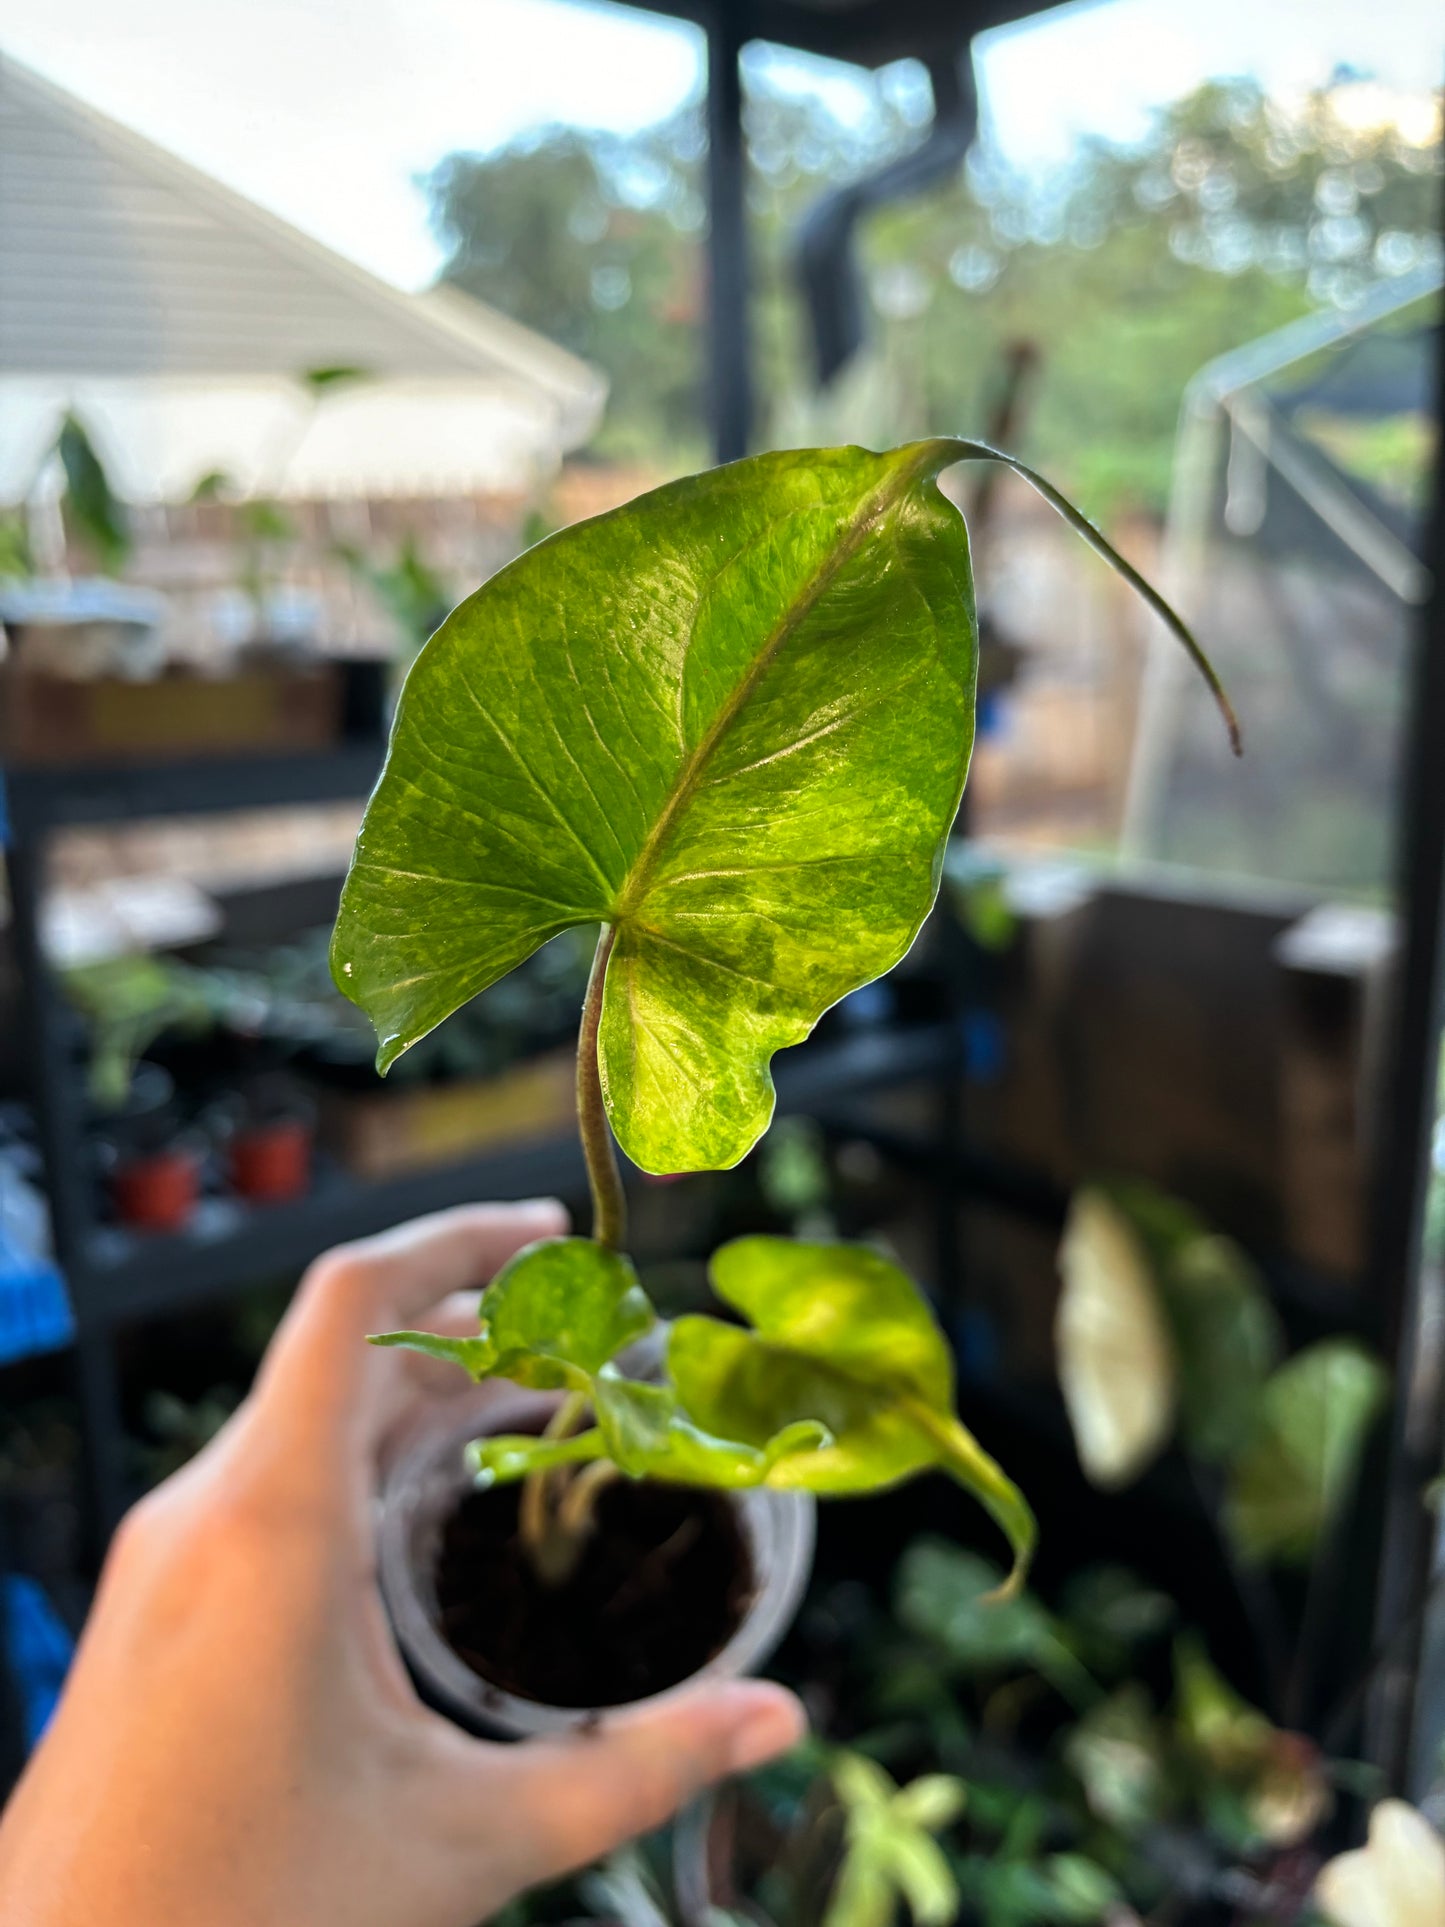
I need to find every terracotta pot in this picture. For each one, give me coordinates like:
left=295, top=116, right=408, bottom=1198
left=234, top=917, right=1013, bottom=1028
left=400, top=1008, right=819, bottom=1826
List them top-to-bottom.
left=229, top=1115, right=313, bottom=1203
left=111, top=1144, right=201, bottom=1232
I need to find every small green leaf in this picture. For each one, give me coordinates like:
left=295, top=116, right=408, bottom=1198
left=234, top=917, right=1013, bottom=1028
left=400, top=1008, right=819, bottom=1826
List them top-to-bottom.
left=301, top=363, right=372, bottom=391
left=57, top=411, right=130, bottom=573
left=372, top=1237, right=654, bottom=1390
left=482, top=1237, right=654, bottom=1386
left=672, top=1238, right=1036, bottom=1587
left=368, top=1329, right=497, bottom=1377
left=1225, top=1339, right=1388, bottom=1565
left=592, top=1372, right=829, bottom=1483
left=468, top=1380, right=830, bottom=1489
left=470, top=1429, right=605, bottom=1486
left=895, top=1541, right=1053, bottom=1672
left=1057, top=1565, right=1175, bottom=1677
left=1064, top=1683, right=1168, bottom=1833
left=832, top=1751, right=900, bottom=1813
left=828, top=1755, right=965, bottom=1927
left=890, top=1775, right=968, bottom=1834
left=876, top=1829, right=959, bottom=1927
left=824, top=1851, right=893, bottom=1927
left=1040, top=1856, right=1123, bottom=1924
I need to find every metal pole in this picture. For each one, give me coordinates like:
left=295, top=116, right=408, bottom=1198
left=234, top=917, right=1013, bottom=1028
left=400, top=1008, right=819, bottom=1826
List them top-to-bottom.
left=705, top=5, right=751, bottom=464
left=1362, top=276, right=1445, bottom=1788
left=5, top=833, right=130, bottom=1548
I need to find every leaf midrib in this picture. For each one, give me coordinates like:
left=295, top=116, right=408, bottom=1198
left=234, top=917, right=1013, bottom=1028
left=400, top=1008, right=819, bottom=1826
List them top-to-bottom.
left=611, top=443, right=944, bottom=924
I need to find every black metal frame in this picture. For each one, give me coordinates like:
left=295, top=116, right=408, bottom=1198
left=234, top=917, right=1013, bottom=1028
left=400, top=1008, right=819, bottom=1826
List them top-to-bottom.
left=1362, top=246, right=1445, bottom=1790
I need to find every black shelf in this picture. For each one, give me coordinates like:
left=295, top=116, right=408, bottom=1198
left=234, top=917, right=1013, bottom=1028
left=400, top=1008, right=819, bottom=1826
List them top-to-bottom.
left=4, top=744, right=383, bottom=836
left=68, top=1021, right=962, bottom=1333
left=76, top=1138, right=589, bottom=1329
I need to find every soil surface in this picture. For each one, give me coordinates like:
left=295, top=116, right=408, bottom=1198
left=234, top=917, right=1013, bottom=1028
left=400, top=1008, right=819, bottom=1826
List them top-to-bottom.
left=435, top=1479, right=755, bottom=1707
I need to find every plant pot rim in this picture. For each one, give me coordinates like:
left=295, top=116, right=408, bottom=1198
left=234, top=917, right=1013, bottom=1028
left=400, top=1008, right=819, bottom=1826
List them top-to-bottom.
left=377, top=1388, right=816, bottom=1741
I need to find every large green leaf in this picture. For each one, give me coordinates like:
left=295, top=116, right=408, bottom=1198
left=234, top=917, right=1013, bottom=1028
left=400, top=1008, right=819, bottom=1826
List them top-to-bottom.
left=57, top=411, right=130, bottom=574
left=331, top=440, right=1233, bottom=1176
left=333, top=441, right=978, bottom=1173
left=671, top=1237, right=1036, bottom=1587
left=1224, top=1339, right=1388, bottom=1565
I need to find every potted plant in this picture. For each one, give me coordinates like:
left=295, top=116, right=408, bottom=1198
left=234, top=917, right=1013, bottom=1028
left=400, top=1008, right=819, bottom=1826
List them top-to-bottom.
left=328, top=439, right=1234, bottom=1736
left=64, top=954, right=230, bottom=1233
left=210, top=1073, right=317, bottom=1206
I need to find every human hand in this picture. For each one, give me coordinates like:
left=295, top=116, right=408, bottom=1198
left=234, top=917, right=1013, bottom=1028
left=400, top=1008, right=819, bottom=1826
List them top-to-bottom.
left=0, top=1203, right=806, bottom=1927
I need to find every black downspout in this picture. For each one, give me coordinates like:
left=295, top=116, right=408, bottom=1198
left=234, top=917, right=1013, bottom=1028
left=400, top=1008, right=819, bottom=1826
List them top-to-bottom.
left=795, top=42, right=979, bottom=388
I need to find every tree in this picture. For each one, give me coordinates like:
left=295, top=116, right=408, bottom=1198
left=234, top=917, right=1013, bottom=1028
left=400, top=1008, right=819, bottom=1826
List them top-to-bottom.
left=428, top=72, right=1442, bottom=513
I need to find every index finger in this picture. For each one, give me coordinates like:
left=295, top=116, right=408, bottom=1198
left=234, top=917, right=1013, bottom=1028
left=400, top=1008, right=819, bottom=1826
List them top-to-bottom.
left=253, top=1200, right=568, bottom=1455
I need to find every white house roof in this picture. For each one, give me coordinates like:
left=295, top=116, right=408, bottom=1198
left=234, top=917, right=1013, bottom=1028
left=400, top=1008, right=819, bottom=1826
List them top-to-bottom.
left=0, top=52, right=607, bottom=499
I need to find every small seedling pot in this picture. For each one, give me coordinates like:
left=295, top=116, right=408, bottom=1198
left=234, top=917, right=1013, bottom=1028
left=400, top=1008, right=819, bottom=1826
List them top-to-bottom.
left=207, top=1076, right=317, bottom=1204
left=227, top=1111, right=314, bottom=1203
left=109, top=1139, right=202, bottom=1232
left=378, top=1388, right=815, bottom=1740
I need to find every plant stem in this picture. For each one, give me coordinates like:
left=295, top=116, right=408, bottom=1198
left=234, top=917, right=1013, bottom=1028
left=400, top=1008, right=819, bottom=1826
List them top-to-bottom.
left=578, top=923, right=626, bottom=1250
left=519, top=1390, right=590, bottom=1580
left=556, top=1457, right=620, bottom=1537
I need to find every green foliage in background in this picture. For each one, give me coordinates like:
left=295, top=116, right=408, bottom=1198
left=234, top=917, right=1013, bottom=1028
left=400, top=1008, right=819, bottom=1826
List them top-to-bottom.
left=431, top=73, right=1441, bottom=511
left=56, top=411, right=131, bottom=575
left=0, top=510, right=32, bottom=579
left=63, top=954, right=233, bottom=1109
left=1055, top=1183, right=1386, bottom=1573
left=1225, top=1339, right=1390, bottom=1566
left=825, top=1752, right=965, bottom=1927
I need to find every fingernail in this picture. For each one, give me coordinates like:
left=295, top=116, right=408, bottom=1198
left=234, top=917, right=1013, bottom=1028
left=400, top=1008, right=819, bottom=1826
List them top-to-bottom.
left=519, top=1196, right=569, bottom=1223
left=722, top=1684, right=808, bottom=1772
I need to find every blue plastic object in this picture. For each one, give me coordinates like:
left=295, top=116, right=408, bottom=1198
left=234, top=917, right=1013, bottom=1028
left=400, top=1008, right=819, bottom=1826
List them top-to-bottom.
left=961, top=1008, right=1007, bottom=1085
left=0, top=1255, right=73, bottom=1367
left=2, top=1575, right=73, bottom=1750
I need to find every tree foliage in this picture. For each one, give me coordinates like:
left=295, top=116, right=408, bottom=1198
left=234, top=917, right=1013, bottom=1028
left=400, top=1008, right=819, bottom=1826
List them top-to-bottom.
left=429, top=72, right=1441, bottom=512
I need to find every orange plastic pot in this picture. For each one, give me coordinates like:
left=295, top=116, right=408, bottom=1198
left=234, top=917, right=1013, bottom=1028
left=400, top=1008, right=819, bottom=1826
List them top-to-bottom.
left=229, top=1115, right=313, bottom=1203
left=111, top=1145, right=201, bottom=1232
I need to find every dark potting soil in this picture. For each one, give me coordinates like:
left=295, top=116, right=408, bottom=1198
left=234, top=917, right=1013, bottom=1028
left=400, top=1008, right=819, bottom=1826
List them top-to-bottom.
left=434, top=1479, right=755, bottom=1708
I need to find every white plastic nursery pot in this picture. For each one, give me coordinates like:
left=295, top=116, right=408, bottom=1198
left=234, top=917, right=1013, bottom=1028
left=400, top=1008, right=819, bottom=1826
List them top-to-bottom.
left=377, top=1388, right=817, bottom=1740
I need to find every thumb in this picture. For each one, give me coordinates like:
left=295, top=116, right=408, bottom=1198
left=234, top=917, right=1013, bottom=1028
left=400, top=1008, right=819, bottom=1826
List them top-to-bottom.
left=498, top=1680, right=806, bottom=1886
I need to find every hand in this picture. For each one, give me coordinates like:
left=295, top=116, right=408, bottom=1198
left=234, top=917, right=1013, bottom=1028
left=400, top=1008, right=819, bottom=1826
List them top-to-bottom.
left=0, top=1203, right=806, bottom=1927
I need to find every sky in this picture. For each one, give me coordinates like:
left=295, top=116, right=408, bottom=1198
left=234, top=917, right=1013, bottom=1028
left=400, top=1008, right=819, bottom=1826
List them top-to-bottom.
left=0, top=0, right=1439, bottom=289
